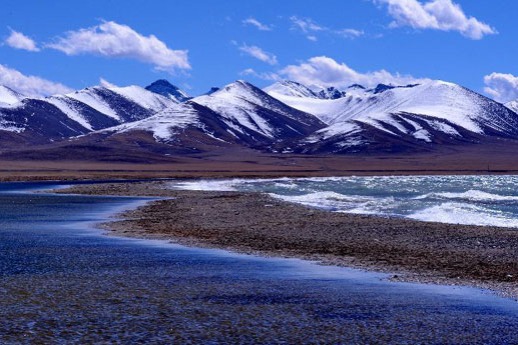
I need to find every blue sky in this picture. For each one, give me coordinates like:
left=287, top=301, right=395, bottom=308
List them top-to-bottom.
left=1, top=0, right=518, bottom=102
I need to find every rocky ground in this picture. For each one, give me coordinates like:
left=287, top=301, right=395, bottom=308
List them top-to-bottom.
left=54, top=181, right=518, bottom=299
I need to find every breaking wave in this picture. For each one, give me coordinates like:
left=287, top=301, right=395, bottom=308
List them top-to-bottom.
left=169, top=175, right=518, bottom=229
left=414, top=190, right=518, bottom=202
left=409, top=202, right=518, bottom=228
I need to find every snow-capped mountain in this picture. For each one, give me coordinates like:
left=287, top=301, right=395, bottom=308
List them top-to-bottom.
left=1, top=78, right=518, bottom=156
left=145, top=79, right=191, bottom=102
left=191, top=80, right=325, bottom=141
left=263, top=80, right=347, bottom=100
left=264, top=80, right=321, bottom=99
left=266, top=80, right=518, bottom=153
left=84, top=81, right=327, bottom=153
left=0, top=82, right=179, bottom=144
left=61, top=85, right=175, bottom=124
left=0, top=86, right=26, bottom=105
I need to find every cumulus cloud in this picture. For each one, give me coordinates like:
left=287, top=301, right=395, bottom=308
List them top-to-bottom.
left=376, top=0, right=497, bottom=39
left=289, top=16, right=364, bottom=41
left=242, top=18, right=273, bottom=31
left=47, top=21, right=190, bottom=72
left=5, top=29, right=39, bottom=52
left=239, top=44, right=278, bottom=65
left=279, top=56, right=428, bottom=88
left=0, top=64, right=72, bottom=97
left=483, top=73, right=518, bottom=103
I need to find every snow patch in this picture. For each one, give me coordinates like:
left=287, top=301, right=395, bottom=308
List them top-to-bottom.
left=66, top=88, right=120, bottom=121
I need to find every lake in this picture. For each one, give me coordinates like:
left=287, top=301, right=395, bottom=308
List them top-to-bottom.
left=0, top=181, right=517, bottom=344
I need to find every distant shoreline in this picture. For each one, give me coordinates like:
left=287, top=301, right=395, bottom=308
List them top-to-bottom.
left=3, top=143, right=518, bottom=181
left=3, top=167, right=518, bottom=182
left=53, top=180, right=518, bottom=300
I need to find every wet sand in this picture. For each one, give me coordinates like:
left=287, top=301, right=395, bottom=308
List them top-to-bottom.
left=54, top=181, right=518, bottom=299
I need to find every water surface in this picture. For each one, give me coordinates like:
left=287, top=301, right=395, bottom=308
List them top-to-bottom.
left=172, top=175, right=518, bottom=228
left=1, top=181, right=517, bottom=344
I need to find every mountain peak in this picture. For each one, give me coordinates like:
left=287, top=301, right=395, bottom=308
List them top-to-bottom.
left=145, top=79, right=190, bottom=102
left=216, top=80, right=263, bottom=96
left=263, top=80, right=320, bottom=98
left=372, top=84, right=395, bottom=94
left=317, top=86, right=347, bottom=100
left=205, top=87, right=220, bottom=95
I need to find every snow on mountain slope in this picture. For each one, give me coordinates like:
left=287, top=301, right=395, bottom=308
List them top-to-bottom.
left=192, top=80, right=325, bottom=140
left=263, top=80, right=320, bottom=99
left=264, top=80, right=347, bottom=100
left=267, top=80, right=518, bottom=140
left=87, top=81, right=326, bottom=152
left=0, top=83, right=170, bottom=143
left=58, top=85, right=172, bottom=128
left=109, top=85, right=175, bottom=111
left=0, top=86, right=25, bottom=105
left=40, top=86, right=166, bottom=133
left=66, top=87, right=121, bottom=121
left=45, top=96, right=94, bottom=131
left=505, top=100, right=518, bottom=113
left=102, top=102, right=200, bottom=141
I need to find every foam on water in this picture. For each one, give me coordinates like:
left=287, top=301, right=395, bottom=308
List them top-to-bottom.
left=169, top=176, right=518, bottom=229
left=171, top=179, right=243, bottom=191
left=414, top=189, right=518, bottom=202
left=270, top=191, right=374, bottom=211
left=409, top=202, right=518, bottom=228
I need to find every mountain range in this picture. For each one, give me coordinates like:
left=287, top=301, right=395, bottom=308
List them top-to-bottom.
left=1, top=78, right=518, bottom=161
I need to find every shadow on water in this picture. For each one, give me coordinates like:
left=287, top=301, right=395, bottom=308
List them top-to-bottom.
left=0, top=181, right=517, bottom=343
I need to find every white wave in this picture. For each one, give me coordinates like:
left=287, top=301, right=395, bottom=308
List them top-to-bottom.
left=170, top=176, right=518, bottom=228
left=169, top=177, right=295, bottom=192
left=169, top=179, right=244, bottom=191
left=273, top=182, right=299, bottom=189
left=414, top=190, right=518, bottom=202
left=271, top=191, right=358, bottom=208
left=269, top=192, right=394, bottom=214
left=409, top=202, right=518, bottom=228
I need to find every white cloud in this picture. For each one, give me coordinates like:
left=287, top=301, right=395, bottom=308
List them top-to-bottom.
left=376, top=0, right=497, bottom=39
left=289, top=16, right=364, bottom=41
left=290, top=16, right=325, bottom=33
left=242, top=18, right=273, bottom=31
left=47, top=21, right=190, bottom=72
left=336, top=28, right=365, bottom=39
left=5, top=29, right=39, bottom=52
left=239, top=44, right=278, bottom=65
left=279, top=56, right=427, bottom=87
left=0, top=64, right=72, bottom=97
left=241, top=68, right=280, bottom=81
left=483, top=73, right=518, bottom=103
left=99, top=78, right=117, bottom=88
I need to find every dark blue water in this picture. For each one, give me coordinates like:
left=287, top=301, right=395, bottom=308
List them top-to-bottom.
left=1, top=182, right=517, bottom=344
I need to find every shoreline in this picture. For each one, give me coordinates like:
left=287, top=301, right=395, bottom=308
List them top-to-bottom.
left=4, top=168, right=518, bottom=182
left=53, top=180, right=518, bottom=300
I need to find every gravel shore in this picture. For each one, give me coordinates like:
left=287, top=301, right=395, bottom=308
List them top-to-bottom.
left=54, top=181, right=518, bottom=299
